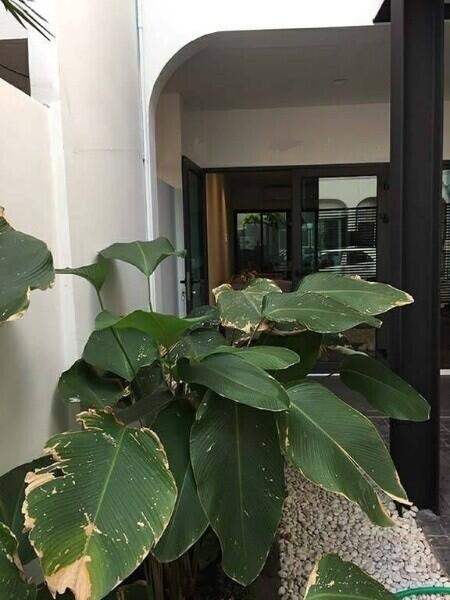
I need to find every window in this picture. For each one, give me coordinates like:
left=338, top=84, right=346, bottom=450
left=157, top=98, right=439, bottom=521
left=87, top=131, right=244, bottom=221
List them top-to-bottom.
left=235, top=211, right=290, bottom=278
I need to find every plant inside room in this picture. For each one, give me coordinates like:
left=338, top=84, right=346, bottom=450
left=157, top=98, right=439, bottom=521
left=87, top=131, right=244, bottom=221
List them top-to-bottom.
left=0, top=208, right=438, bottom=600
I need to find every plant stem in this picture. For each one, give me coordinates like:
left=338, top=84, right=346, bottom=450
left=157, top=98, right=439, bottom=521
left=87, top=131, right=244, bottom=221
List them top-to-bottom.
left=147, top=276, right=153, bottom=312
left=96, top=291, right=105, bottom=311
left=247, top=318, right=264, bottom=347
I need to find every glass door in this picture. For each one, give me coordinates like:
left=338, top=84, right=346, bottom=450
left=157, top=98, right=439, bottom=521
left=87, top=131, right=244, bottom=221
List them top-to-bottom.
left=182, top=157, right=208, bottom=313
left=292, top=167, right=385, bottom=358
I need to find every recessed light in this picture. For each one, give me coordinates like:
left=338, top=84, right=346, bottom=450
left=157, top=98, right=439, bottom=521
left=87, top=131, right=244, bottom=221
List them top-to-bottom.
left=333, top=78, right=348, bottom=85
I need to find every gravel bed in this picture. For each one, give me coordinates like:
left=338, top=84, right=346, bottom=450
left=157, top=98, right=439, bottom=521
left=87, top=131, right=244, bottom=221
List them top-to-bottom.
left=278, top=466, right=450, bottom=599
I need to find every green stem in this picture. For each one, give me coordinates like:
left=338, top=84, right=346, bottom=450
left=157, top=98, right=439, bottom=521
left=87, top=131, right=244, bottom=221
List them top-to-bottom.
left=96, top=291, right=105, bottom=312
left=247, top=318, right=264, bottom=347
left=395, top=587, right=450, bottom=599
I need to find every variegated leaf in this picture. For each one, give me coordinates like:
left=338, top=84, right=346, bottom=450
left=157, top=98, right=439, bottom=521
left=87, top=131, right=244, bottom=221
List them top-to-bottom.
left=23, top=411, right=177, bottom=600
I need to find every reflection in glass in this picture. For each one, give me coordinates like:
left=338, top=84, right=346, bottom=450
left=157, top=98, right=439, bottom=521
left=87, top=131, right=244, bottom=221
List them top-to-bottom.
left=236, top=211, right=289, bottom=278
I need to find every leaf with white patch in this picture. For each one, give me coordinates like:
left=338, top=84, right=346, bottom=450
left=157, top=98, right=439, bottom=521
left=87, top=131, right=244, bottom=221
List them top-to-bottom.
left=0, top=208, right=54, bottom=324
left=298, top=272, right=413, bottom=316
left=213, top=278, right=281, bottom=334
left=263, top=291, right=381, bottom=333
left=82, top=327, right=158, bottom=381
left=57, top=360, right=124, bottom=410
left=23, top=410, right=177, bottom=600
left=0, top=458, right=49, bottom=564
left=0, top=522, right=36, bottom=599
left=304, top=554, right=395, bottom=600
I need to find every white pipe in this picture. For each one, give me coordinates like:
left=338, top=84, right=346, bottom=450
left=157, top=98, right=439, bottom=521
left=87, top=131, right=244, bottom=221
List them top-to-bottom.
left=135, top=0, right=157, bottom=309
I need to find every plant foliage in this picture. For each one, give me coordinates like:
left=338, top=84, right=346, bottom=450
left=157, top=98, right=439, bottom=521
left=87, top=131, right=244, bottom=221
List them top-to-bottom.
left=0, top=231, right=431, bottom=599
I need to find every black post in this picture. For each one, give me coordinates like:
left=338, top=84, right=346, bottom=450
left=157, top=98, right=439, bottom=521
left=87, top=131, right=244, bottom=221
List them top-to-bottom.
left=389, top=0, right=444, bottom=512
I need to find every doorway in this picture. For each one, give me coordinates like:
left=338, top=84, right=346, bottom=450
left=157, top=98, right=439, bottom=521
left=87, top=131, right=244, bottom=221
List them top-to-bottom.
left=182, top=160, right=388, bottom=354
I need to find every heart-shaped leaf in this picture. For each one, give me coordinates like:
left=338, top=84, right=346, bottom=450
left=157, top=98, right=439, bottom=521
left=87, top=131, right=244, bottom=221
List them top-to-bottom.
left=0, top=209, right=54, bottom=324
left=100, top=238, right=185, bottom=277
left=56, top=260, right=109, bottom=292
left=298, top=273, right=413, bottom=316
left=213, top=278, right=281, bottom=334
left=264, top=291, right=381, bottom=333
left=95, top=310, right=203, bottom=349
left=83, top=327, right=158, bottom=381
left=178, top=353, right=289, bottom=412
left=340, top=354, right=430, bottom=421
left=57, top=360, right=124, bottom=409
left=279, top=381, right=408, bottom=525
left=190, top=393, right=284, bottom=585
left=153, top=402, right=207, bottom=562
left=24, top=411, right=177, bottom=600
left=0, top=522, right=36, bottom=599
left=304, top=554, right=395, bottom=600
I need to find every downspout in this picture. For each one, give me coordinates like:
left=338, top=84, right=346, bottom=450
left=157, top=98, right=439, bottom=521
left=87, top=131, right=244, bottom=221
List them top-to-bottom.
left=135, top=0, right=157, bottom=309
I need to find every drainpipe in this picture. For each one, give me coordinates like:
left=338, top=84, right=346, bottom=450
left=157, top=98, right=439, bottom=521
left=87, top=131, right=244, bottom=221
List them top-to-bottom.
left=135, top=0, right=157, bottom=308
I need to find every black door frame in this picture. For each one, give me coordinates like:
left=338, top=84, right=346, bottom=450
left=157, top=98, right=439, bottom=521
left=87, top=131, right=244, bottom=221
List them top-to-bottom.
left=182, top=156, right=208, bottom=313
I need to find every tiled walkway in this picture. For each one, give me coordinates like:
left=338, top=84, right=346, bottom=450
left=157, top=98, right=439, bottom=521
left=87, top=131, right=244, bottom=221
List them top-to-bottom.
left=325, top=376, right=450, bottom=574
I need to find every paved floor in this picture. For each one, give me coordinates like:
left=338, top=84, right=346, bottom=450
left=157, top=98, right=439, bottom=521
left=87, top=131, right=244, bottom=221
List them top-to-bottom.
left=325, top=375, right=450, bottom=574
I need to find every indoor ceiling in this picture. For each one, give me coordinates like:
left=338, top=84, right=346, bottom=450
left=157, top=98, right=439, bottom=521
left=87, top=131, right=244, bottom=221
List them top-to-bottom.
left=164, top=24, right=450, bottom=111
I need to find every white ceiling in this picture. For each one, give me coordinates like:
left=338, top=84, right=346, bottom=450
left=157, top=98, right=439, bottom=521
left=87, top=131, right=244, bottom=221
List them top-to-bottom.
left=164, top=24, right=450, bottom=111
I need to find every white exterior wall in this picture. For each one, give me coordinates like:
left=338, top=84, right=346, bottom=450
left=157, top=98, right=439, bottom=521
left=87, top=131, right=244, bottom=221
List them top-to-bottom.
left=53, top=0, right=148, bottom=348
left=0, top=80, right=65, bottom=474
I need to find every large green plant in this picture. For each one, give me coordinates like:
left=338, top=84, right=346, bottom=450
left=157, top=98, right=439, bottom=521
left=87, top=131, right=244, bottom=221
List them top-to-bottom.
left=0, top=225, right=430, bottom=600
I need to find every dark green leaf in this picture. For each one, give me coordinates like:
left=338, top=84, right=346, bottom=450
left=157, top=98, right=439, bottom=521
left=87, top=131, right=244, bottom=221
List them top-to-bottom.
left=0, top=209, right=54, bottom=324
left=100, top=238, right=185, bottom=277
left=56, top=260, right=109, bottom=293
left=298, top=273, right=413, bottom=316
left=213, top=278, right=281, bottom=334
left=263, top=291, right=381, bottom=333
left=187, top=305, right=220, bottom=327
left=95, top=310, right=203, bottom=349
left=83, top=327, right=158, bottom=381
left=168, top=329, right=227, bottom=363
left=261, top=331, right=322, bottom=384
left=206, top=345, right=300, bottom=371
left=179, top=353, right=290, bottom=412
left=340, top=354, right=430, bottom=421
left=57, top=360, right=124, bottom=410
left=119, top=365, right=173, bottom=426
left=279, top=381, right=409, bottom=526
left=190, top=393, right=284, bottom=585
left=153, top=402, right=208, bottom=562
left=24, top=411, right=177, bottom=600
left=0, top=458, right=49, bottom=564
left=0, top=523, right=37, bottom=599
left=304, top=554, right=395, bottom=600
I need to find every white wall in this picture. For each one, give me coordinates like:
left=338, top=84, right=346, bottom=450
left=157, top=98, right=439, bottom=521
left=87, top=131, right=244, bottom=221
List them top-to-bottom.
left=53, top=0, right=148, bottom=349
left=0, top=80, right=65, bottom=474
left=155, top=93, right=186, bottom=313
left=182, top=103, right=389, bottom=167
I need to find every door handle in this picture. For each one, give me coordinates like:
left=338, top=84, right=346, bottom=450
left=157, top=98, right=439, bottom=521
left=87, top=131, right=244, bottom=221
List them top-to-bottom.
left=180, top=272, right=192, bottom=298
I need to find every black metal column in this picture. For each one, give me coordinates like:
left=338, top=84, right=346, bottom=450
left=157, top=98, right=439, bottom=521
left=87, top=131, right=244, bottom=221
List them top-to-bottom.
left=389, top=0, right=444, bottom=512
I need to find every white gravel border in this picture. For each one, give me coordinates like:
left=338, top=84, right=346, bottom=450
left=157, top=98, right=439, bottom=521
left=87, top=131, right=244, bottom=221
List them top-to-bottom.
left=278, top=467, right=450, bottom=599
